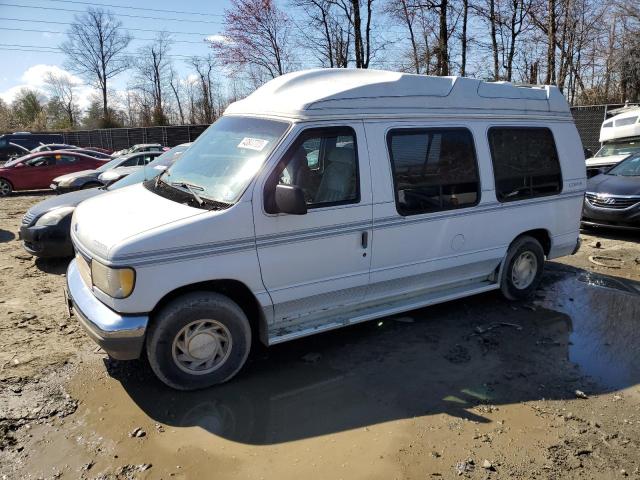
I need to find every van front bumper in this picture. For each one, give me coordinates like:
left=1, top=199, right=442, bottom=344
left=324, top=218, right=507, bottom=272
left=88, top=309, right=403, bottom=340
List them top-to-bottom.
left=66, top=259, right=148, bottom=360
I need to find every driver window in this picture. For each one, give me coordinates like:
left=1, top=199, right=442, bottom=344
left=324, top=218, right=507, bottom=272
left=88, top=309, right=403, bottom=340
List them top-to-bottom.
left=270, top=127, right=359, bottom=209
left=25, top=156, right=53, bottom=167
left=121, top=157, right=139, bottom=167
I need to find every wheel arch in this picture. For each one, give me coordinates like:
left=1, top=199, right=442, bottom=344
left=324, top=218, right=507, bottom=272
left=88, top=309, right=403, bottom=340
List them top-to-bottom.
left=0, top=176, right=14, bottom=189
left=494, top=228, right=551, bottom=282
left=514, top=228, right=551, bottom=257
left=150, top=279, right=268, bottom=346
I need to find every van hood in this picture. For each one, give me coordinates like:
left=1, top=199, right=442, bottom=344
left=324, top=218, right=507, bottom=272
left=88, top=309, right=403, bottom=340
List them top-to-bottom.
left=71, top=183, right=205, bottom=261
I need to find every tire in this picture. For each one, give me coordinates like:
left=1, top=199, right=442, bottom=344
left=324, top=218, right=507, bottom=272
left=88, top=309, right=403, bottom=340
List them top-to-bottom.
left=0, top=178, right=13, bottom=197
left=500, top=235, right=545, bottom=301
left=146, top=291, right=252, bottom=390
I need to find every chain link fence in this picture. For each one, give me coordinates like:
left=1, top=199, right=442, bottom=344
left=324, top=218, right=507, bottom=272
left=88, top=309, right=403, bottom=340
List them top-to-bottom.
left=7, top=104, right=636, bottom=155
left=570, top=104, right=628, bottom=154
left=57, top=124, right=211, bottom=151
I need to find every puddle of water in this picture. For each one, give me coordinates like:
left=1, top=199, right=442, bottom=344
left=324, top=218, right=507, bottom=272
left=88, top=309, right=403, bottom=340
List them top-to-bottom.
left=539, top=270, right=640, bottom=390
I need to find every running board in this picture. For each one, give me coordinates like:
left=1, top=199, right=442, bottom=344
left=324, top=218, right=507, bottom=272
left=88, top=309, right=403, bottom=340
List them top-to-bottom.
left=268, top=279, right=499, bottom=345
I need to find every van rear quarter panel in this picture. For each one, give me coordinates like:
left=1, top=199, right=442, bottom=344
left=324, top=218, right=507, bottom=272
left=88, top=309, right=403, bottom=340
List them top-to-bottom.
left=364, top=118, right=585, bottom=292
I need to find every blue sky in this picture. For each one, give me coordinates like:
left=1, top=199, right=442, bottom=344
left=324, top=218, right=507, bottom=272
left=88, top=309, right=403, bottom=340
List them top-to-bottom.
left=0, top=0, right=232, bottom=105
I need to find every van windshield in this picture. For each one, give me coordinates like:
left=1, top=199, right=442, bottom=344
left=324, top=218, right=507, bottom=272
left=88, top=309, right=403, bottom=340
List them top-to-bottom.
left=156, top=116, right=289, bottom=205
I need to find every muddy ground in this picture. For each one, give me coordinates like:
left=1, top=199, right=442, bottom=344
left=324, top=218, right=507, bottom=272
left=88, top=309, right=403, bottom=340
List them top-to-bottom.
left=0, top=193, right=639, bottom=480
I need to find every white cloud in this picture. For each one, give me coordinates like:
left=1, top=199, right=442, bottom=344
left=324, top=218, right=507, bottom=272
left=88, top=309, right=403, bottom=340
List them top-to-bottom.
left=205, top=34, right=229, bottom=44
left=0, top=64, right=93, bottom=108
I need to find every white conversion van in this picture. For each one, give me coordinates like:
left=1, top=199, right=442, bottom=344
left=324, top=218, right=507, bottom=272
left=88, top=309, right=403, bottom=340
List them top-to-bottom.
left=66, top=69, right=586, bottom=390
left=586, top=107, right=640, bottom=177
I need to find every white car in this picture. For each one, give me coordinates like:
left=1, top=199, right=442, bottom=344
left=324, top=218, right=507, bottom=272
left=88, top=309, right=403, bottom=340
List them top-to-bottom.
left=66, top=69, right=585, bottom=390
left=98, top=143, right=192, bottom=185
left=111, top=143, right=166, bottom=158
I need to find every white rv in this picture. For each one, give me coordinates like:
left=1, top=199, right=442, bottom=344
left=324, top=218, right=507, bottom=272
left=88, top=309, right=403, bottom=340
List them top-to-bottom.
left=65, top=69, right=586, bottom=390
left=586, top=108, right=640, bottom=177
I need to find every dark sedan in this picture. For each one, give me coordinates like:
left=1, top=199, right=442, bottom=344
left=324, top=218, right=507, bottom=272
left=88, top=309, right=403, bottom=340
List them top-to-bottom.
left=20, top=143, right=191, bottom=258
left=582, top=154, right=640, bottom=231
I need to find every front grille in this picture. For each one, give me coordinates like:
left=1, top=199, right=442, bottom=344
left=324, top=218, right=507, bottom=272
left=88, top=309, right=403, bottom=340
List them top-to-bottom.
left=585, top=193, right=640, bottom=210
left=22, top=211, right=36, bottom=226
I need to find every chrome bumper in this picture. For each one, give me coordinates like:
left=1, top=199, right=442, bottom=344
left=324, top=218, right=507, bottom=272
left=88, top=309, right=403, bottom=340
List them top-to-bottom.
left=66, top=259, right=148, bottom=360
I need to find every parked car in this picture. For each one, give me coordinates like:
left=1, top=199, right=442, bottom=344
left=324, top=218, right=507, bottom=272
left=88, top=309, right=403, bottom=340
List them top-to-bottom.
left=65, top=69, right=585, bottom=390
left=586, top=108, right=640, bottom=177
left=0, top=133, right=65, bottom=163
left=20, top=143, right=192, bottom=258
left=30, top=143, right=77, bottom=153
left=98, top=143, right=191, bottom=185
left=111, top=143, right=165, bottom=158
left=83, top=147, right=113, bottom=155
left=66, top=148, right=112, bottom=160
left=0, top=151, right=107, bottom=196
left=51, top=151, right=163, bottom=193
left=582, top=153, right=640, bottom=230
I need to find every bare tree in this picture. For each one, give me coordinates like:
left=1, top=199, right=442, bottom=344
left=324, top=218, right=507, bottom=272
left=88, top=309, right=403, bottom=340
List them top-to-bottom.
left=209, top=0, right=294, bottom=82
left=294, top=0, right=351, bottom=67
left=328, top=0, right=375, bottom=68
left=385, top=0, right=422, bottom=72
left=60, top=7, right=131, bottom=127
left=134, top=33, right=172, bottom=125
left=188, top=55, right=217, bottom=123
left=168, top=66, right=185, bottom=125
left=44, top=71, right=79, bottom=127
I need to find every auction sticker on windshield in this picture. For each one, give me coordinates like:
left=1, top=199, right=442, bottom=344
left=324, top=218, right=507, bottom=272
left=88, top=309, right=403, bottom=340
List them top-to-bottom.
left=237, top=137, right=269, bottom=151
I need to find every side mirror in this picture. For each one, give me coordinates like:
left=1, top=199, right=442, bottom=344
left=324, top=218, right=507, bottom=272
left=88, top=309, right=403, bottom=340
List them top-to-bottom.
left=275, top=184, right=307, bottom=215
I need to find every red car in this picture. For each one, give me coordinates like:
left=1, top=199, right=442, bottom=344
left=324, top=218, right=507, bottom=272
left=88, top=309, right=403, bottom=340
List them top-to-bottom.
left=0, top=151, right=108, bottom=196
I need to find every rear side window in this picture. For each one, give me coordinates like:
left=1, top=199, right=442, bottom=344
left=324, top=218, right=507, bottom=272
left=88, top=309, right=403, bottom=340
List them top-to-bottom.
left=488, top=127, right=562, bottom=202
left=387, top=128, right=480, bottom=215
left=56, top=155, right=78, bottom=164
left=120, top=156, right=140, bottom=167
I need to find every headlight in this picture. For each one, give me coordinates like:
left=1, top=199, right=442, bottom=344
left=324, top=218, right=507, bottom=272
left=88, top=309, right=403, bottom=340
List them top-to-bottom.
left=56, top=178, right=74, bottom=187
left=35, top=206, right=76, bottom=226
left=91, top=261, right=136, bottom=298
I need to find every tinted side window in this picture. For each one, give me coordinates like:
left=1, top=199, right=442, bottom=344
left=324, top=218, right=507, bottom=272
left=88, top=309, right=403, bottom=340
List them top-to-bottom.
left=266, top=127, right=359, bottom=212
left=488, top=127, right=562, bottom=202
left=387, top=128, right=480, bottom=215
left=121, top=157, right=140, bottom=167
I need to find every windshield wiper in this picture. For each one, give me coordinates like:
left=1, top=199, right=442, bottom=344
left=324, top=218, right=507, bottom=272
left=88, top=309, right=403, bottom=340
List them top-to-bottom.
left=171, top=181, right=205, bottom=206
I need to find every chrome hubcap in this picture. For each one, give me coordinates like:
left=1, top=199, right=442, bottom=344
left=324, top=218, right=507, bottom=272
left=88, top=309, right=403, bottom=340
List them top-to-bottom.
left=0, top=180, right=10, bottom=196
left=511, top=251, right=538, bottom=289
left=172, top=320, right=232, bottom=375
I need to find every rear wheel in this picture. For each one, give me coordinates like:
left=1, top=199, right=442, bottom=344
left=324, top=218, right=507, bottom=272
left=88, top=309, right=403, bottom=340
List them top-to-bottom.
left=0, top=178, right=13, bottom=197
left=500, top=235, right=545, bottom=301
left=146, top=292, right=252, bottom=390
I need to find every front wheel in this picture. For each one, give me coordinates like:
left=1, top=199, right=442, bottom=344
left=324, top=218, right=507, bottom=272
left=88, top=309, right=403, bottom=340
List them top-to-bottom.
left=0, top=178, right=13, bottom=197
left=500, top=235, right=545, bottom=301
left=146, top=292, right=252, bottom=390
